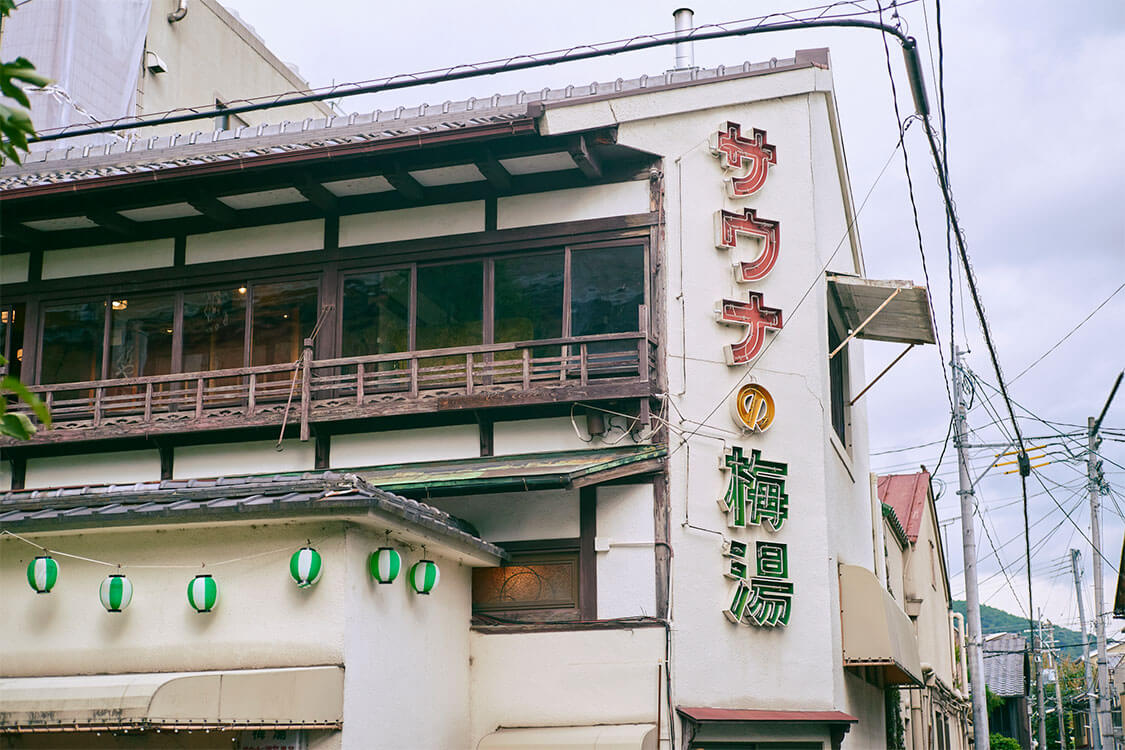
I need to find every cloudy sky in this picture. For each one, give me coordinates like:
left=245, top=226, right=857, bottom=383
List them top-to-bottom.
left=217, top=0, right=1122, bottom=634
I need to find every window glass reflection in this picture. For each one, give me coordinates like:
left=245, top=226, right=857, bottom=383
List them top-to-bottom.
left=570, top=246, right=645, bottom=336
left=494, top=253, right=563, bottom=343
left=416, top=262, right=483, bottom=350
left=342, top=269, right=410, bottom=357
left=182, top=287, right=247, bottom=374
left=108, top=296, right=174, bottom=379
left=41, top=301, right=104, bottom=385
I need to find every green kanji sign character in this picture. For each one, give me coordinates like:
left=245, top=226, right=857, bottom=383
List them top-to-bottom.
left=719, top=445, right=789, bottom=530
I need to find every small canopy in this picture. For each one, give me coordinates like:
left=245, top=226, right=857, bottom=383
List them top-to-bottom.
left=828, top=275, right=936, bottom=345
left=355, top=445, right=667, bottom=496
left=838, top=564, right=924, bottom=687
left=0, top=666, right=343, bottom=732
left=676, top=708, right=856, bottom=750
left=478, top=724, right=657, bottom=750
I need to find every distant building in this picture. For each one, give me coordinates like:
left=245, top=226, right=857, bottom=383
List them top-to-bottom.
left=0, top=0, right=331, bottom=145
left=880, top=471, right=972, bottom=750
left=983, top=632, right=1032, bottom=747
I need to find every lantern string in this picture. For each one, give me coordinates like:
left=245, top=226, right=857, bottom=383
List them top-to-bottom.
left=0, top=529, right=325, bottom=570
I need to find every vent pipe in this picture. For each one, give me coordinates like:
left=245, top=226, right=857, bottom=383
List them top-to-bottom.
left=168, top=0, right=188, bottom=23
left=673, top=8, right=695, bottom=69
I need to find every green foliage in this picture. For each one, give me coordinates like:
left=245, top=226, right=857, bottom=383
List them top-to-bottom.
left=0, top=0, right=52, bottom=165
left=0, top=356, right=50, bottom=439
left=952, top=600, right=1085, bottom=658
left=986, top=686, right=1005, bottom=713
left=885, top=688, right=905, bottom=750
left=990, top=733, right=1022, bottom=750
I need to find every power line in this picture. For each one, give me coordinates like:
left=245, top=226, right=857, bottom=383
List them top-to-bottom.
left=25, top=1, right=924, bottom=144
left=1009, top=281, right=1125, bottom=384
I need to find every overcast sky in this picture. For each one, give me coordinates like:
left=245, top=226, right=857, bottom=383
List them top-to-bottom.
left=221, top=0, right=1125, bottom=635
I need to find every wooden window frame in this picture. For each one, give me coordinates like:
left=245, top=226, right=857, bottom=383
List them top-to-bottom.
left=827, top=301, right=851, bottom=449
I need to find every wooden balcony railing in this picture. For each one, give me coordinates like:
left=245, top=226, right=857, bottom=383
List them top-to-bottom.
left=7, top=330, right=658, bottom=445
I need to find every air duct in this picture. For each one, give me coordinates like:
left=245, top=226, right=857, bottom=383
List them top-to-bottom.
left=673, top=8, right=695, bottom=70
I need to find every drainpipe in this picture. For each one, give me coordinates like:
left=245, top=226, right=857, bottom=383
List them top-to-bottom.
left=168, top=0, right=188, bottom=23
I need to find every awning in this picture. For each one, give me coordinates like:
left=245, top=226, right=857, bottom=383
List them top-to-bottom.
left=827, top=275, right=936, bottom=345
left=353, top=445, right=666, bottom=496
left=839, top=564, right=924, bottom=687
left=0, top=666, right=343, bottom=732
left=676, top=708, right=856, bottom=750
left=478, top=724, right=657, bottom=750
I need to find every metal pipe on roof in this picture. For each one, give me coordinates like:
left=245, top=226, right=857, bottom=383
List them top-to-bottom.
left=673, top=8, right=695, bottom=70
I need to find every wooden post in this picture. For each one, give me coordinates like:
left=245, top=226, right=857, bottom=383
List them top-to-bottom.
left=300, top=338, right=312, bottom=442
left=580, top=344, right=589, bottom=386
left=522, top=348, right=531, bottom=389
left=465, top=352, right=474, bottom=395
left=410, top=358, right=419, bottom=398
left=356, top=363, right=365, bottom=405
left=247, top=373, right=257, bottom=415
left=194, top=377, right=204, bottom=418
left=144, top=382, right=153, bottom=422
left=92, top=386, right=103, bottom=427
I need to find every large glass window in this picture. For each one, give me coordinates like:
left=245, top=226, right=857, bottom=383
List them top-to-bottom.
left=570, top=246, right=645, bottom=336
left=494, top=253, right=563, bottom=343
left=416, top=261, right=483, bottom=350
left=341, top=269, right=410, bottom=357
left=251, top=280, right=320, bottom=370
left=182, top=287, right=247, bottom=374
left=108, top=296, right=174, bottom=379
left=41, top=301, right=104, bottom=385
left=0, top=304, right=24, bottom=379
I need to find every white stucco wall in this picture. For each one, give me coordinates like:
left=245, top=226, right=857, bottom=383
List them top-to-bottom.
left=139, top=0, right=331, bottom=131
left=539, top=65, right=884, bottom=740
left=496, top=181, right=651, bottom=230
left=338, top=201, right=485, bottom=248
left=186, top=219, right=324, bottom=264
left=42, top=239, right=175, bottom=280
left=0, top=252, right=29, bottom=284
left=492, top=416, right=639, bottom=456
left=331, top=425, right=480, bottom=468
left=174, top=439, right=315, bottom=479
left=25, top=449, right=162, bottom=489
left=596, top=484, right=657, bottom=619
left=431, top=489, right=579, bottom=543
left=0, top=522, right=348, bottom=676
left=341, top=525, right=472, bottom=750
left=469, top=626, right=666, bottom=742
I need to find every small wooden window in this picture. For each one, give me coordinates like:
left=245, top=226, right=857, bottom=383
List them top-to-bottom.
left=472, top=544, right=581, bottom=622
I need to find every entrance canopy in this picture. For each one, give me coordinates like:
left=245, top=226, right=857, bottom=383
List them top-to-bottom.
left=839, top=564, right=924, bottom=687
left=0, top=666, right=343, bottom=733
left=478, top=724, right=657, bottom=750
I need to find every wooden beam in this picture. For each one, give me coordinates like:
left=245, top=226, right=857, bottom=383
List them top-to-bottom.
left=568, top=135, right=602, bottom=179
left=474, top=149, right=512, bottom=191
left=385, top=164, right=424, bottom=201
left=295, top=179, right=339, bottom=214
left=188, top=194, right=239, bottom=226
left=88, top=211, right=140, bottom=237
left=0, top=222, right=44, bottom=250
left=579, top=486, right=598, bottom=620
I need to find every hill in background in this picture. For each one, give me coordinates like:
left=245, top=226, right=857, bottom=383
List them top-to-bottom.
left=952, top=601, right=1086, bottom=658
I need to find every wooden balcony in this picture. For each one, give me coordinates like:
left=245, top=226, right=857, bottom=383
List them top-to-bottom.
left=5, top=331, right=658, bottom=446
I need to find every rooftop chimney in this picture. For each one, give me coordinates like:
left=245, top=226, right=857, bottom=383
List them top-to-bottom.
left=673, top=8, right=695, bottom=70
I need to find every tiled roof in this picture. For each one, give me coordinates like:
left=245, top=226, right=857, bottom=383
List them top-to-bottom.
left=0, top=52, right=825, bottom=191
left=877, top=471, right=930, bottom=543
left=0, top=472, right=503, bottom=559
left=983, top=633, right=1027, bottom=697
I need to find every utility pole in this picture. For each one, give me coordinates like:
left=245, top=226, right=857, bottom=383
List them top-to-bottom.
left=954, top=347, right=990, bottom=750
left=1089, top=372, right=1122, bottom=750
left=1072, top=547, right=1102, bottom=750
left=1037, top=610, right=1048, bottom=750
left=1047, top=622, right=1067, bottom=750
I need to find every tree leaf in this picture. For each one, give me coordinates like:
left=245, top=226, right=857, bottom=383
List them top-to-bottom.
left=1, top=374, right=51, bottom=427
left=0, top=412, right=35, bottom=440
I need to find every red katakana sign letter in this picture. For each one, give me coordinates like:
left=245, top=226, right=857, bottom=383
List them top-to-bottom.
left=709, top=121, right=777, bottom=197
left=715, top=207, right=781, bottom=283
left=716, top=292, right=783, bottom=364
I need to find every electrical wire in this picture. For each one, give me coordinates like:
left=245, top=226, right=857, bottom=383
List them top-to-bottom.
left=1009, top=281, right=1125, bottom=384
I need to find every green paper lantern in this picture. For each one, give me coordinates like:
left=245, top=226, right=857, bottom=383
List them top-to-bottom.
left=290, top=546, right=322, bottom=588
left=369, top=547, right=402, bottom=584
left=27, top=555, right=59, bottom=594
left=409, top=559, right=439, bottom=595
left=100, top=573, right=133, bottom=612
left=187, top=574, right=219, bottom=613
